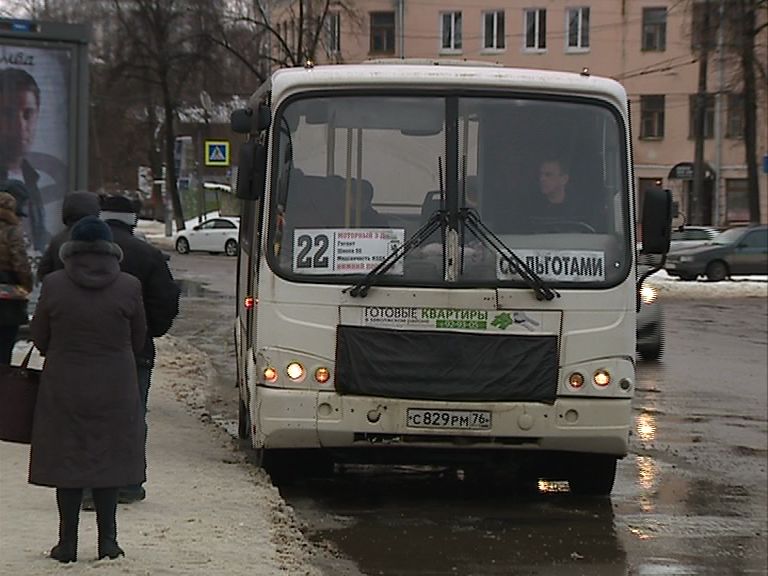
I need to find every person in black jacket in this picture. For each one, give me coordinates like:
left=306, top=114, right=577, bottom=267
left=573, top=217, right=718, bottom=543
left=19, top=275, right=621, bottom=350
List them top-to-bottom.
left=37, top=191, right=101, bottom=281
left=99, top=195, right=180, bottom=503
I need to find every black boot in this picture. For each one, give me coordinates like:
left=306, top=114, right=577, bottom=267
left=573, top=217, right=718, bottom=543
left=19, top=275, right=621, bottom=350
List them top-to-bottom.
left=93, top=487, right=125, bottom=560
left=51, top=488, right=82, bottom=563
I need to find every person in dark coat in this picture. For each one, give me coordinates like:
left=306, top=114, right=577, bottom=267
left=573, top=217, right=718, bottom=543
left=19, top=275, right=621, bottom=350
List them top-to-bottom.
left=36, top=190, right=100, bottom=281
left=0, top=191, right=33, bottom=363
left=99, top=195, right=180, bottom=502
left=29, top=215, right=147, bottom=563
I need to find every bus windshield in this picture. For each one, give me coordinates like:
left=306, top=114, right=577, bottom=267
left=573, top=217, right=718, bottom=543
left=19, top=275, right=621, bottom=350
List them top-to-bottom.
left=268, top=92, right=631, bottom=289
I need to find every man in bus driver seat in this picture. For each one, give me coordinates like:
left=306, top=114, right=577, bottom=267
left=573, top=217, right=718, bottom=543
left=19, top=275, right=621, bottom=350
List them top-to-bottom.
left=531, top=156, right=599, bottom=232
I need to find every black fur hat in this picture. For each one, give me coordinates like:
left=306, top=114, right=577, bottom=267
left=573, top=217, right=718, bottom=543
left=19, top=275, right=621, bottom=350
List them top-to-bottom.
left=100, top=195, right=136, bottom=213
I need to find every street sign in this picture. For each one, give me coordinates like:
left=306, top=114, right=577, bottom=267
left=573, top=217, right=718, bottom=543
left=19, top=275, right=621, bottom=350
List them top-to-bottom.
left=205, top=140, right=230, bottom=167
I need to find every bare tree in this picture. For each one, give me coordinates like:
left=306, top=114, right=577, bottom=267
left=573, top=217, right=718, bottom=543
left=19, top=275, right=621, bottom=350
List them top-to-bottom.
left=109, top=0, right=220, bottom=231
left=206, top=0, right=362, bottom=85
left=730, top=0, right=766, bottom=223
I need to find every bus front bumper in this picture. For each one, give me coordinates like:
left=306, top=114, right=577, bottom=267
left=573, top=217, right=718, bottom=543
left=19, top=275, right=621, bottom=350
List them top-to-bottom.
left=254, top=387, right=631, bottom=457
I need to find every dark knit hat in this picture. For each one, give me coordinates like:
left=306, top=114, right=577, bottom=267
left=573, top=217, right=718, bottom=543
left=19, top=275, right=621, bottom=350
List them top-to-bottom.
left=62, top=191, right=100, bottom=226
left=71, top=215, right=114, bottom=243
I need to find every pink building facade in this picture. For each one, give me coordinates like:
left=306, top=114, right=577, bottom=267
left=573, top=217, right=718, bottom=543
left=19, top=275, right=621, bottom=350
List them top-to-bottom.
left=284, top=0, right=767, bottom=225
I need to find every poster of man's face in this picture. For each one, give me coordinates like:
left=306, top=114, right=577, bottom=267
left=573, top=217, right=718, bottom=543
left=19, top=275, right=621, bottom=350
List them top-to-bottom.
left=0, top=44, right=71, bottom=254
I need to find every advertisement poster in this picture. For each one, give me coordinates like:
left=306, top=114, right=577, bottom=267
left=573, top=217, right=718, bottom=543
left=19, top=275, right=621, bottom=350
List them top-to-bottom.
left=1, top=42, right=71, bottom=256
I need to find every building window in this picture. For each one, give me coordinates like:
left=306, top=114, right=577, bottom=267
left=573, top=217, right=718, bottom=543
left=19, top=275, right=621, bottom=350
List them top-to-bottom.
left=691, top=1, right=718, bottom=51
left=566, top=7, right=590, bottom=50
left=642, top=7, right=666, bottom=51
left=524, top=9, right=546, bottom=51
left=483, top=10, right=505, bottom=50
left=441, top=11, right=462, bottom=51
left=327, top=12, right=341, bottom=54
left=370, top=12, right=395, bottom=54
left=726, top=93, right=744, bottom=139
left=688, top=94, right=715, bottom=139
left=640, top=95, right=665, bottom=139
left=725, top=179, right=749, bottom=223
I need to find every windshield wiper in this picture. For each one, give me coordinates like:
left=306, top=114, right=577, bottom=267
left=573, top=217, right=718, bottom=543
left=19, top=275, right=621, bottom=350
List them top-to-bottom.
left=460, top=209, right=559, bottom=301
left=344, top=210, right=447, bottom=298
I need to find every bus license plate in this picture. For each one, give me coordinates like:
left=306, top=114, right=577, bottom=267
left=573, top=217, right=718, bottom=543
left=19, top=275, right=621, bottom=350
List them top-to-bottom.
left=406, top=409, right=491, bottom=430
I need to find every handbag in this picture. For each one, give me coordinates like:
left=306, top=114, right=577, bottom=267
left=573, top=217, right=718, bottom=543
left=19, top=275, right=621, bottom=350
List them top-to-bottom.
left=0, top=346, right=40, bottom=444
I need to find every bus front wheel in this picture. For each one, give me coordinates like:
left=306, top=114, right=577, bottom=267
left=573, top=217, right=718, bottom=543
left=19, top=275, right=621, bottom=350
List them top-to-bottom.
left=567, top=454, right=617, bottom=496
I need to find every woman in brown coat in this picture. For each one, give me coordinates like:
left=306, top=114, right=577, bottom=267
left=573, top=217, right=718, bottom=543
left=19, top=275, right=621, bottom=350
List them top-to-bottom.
left=29, top=215, right=146, bottom=563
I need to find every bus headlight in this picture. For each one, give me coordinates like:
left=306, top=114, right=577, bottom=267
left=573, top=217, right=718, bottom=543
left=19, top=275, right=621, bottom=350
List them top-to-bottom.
left=640, top=283, right=658, bottom=305
left=286, top=362, right=305, bottom=381
left=593, top=369, right=611, bottom=387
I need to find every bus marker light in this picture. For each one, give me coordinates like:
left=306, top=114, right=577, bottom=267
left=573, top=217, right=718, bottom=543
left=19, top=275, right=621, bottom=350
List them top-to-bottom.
left=244, top=296, right=255, bottom=309
left=286, top=362, right=305, bottom=381
left=263, top=367, right=278, bottom=383
left=314, top=367, right=331, bottom=383
left=594, top=369, right=611, bottom=386
left=568, top=372, right=585, bottom=388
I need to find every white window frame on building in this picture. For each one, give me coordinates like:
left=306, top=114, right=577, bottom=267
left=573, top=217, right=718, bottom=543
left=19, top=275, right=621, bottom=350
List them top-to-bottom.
left=566, top=7, right=590, bottom=51
left=642, top=7, right=667, bottom=51
left=524, top=8, right=547, bottom=52
left=482, top=10, right=505, bottom=51
left=370, top=11, right=396, bottom=55
left=441, top=11, right=463, bottom=53
left=326, top=12, right=341, bottom=55
left=688, top=93, right=715, bottom=139
left=640, top=95, right=665, bottom=139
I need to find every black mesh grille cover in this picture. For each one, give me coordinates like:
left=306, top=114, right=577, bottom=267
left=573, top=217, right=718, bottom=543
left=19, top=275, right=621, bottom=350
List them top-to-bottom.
left=335, top=325, right=558, bottom=403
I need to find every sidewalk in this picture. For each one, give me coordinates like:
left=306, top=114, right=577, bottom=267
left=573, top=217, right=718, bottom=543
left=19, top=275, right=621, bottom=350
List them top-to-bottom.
left=0, top=336, right=320, bottom=576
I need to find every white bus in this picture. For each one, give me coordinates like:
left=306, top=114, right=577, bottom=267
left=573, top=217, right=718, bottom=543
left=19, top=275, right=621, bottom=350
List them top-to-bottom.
left=231, top=62, right=671, bottom=495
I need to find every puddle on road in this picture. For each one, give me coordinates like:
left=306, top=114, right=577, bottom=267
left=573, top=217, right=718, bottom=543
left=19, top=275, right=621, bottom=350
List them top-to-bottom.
left=177, top=279, right=210, bottom=297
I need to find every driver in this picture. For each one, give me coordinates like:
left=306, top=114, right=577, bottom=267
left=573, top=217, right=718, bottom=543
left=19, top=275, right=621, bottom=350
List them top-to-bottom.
left=530, top=157, right=598, bottom=232
left=537, top=157, right=573, bottom=217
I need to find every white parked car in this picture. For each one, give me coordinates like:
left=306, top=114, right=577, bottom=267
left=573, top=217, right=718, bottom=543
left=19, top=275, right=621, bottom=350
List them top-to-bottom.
left=174, top=216, right=240, bottom=256
left=668, top=226, right=719, bottom=253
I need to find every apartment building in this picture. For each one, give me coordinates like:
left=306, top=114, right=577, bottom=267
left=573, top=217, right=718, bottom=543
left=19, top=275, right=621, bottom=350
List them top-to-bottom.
left=283, top=0, right=767, bottom=226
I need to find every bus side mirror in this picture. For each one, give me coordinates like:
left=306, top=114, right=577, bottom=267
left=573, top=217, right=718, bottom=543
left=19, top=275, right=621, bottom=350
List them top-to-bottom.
left=231, top=104, right=271, bottom=134
left=235, top=140, right=267, bottom=201
left=641, top=187, right=672, bottom=255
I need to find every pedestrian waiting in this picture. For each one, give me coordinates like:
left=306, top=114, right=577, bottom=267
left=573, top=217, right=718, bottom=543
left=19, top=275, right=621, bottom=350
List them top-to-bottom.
left=28, top=215, right=147, bottom=563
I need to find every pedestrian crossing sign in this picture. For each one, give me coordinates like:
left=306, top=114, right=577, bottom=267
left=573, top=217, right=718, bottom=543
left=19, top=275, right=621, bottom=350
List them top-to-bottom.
left=205, top=140, right=230, bottom=167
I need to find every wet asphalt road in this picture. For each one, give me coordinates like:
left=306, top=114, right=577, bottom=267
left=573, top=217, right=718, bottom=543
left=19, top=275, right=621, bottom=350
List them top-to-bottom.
left=168, top=253, right=767, bottom=576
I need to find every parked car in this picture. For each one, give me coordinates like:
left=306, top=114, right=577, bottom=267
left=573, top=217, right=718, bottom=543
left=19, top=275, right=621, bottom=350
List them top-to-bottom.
left=174, top=216, right=240, bottom=256
left=664, top=225, right=768, bottom=281
left=668, top=226, right=719, bottom=252
left=637, top=275, right=664, bottom=361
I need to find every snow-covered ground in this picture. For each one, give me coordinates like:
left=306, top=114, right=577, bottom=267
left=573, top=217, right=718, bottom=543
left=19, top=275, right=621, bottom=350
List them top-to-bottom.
left=646, top=269, right=767, bottom=299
